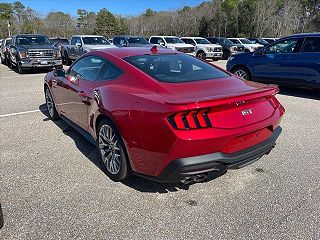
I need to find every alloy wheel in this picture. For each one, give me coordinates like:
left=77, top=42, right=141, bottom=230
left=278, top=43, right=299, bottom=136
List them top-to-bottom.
left=234, top=69, right=248, bottom=80
left=98, top=125, right=122, bottom=175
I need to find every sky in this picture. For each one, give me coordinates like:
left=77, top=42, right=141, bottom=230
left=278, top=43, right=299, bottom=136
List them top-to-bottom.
left=1, top=0, right=207, bottom=17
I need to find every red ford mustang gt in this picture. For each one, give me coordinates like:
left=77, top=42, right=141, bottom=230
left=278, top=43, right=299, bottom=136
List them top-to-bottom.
left=44, top=47, right=285, bottom=183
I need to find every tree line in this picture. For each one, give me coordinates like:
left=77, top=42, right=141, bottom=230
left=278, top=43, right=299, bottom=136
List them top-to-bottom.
left=0, top=0, right=319, bottom=40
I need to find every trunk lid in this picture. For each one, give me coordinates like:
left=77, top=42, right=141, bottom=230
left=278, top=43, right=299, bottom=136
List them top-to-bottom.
left=157, top=76, right=279, bottom=129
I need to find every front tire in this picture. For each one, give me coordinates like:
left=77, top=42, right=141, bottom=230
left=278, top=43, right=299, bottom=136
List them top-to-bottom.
left=196, top=51, right=206, bottom=60
left=17, top=63, right=24, bottom=74
left=232, top=66, right=251, bottom=80
left=45, top=87, right=60, bottom=120
left=97, top=119, right=131, bottom=182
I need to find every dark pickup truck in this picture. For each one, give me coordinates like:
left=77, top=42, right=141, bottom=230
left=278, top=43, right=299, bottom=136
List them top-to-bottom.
left=9, top=34, right=62, bottom=74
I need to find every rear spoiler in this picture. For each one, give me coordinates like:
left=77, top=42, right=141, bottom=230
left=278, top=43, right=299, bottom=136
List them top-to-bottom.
left=165, top=85, right=279, bottom=108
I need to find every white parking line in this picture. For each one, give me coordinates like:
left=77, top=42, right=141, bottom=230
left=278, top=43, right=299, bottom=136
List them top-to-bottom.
left=1, top=74, right=46, bottom=79
left=0, top=109, right=47, bottom=118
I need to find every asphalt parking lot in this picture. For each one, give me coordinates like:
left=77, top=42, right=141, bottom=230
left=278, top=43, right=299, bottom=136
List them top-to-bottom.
left=1, top=61, right=319, bottom=240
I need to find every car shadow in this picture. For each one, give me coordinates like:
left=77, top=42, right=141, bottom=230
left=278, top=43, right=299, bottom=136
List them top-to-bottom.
left=279, top=86, right=320, bottom=100
left=39, top=104, right=223, bottom=193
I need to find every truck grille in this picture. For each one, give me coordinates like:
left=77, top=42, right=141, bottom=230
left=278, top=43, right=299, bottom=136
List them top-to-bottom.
left=176, top=47, right=194, bottom=53
left=213, top=47, right=222, bottom=52
left=28, top=49, right=55, bottom=59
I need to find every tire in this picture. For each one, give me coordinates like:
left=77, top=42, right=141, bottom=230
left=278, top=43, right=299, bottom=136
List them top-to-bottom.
left=222, top=50, right=231, bottom=60
left=196, top=51, right=206, bottom=60
left=64, top=52, right=72, bottom=66
left=0, top=57, right=4, bottom=65
left=16, top=63, right=25, bottom=74
left=231, top=66, right=251, bottom=80
left=45, top=87, right=60, bottom=120
left=97, top=119, right=131, bottom=181
left=0, top=203, right=3, bottom=229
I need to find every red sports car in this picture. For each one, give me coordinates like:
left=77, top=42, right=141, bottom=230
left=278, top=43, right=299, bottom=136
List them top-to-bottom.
left=44, top=47, right=285, bottom=184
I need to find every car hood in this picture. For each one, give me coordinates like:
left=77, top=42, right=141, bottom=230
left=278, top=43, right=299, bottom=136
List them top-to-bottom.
left=128, top=43, right=152, bottom=47
left=167, top=43, right=194, bottom=48
left=84, top=44, right=115, bottom=50
left=197, top=44, right=222, bottom=48
left=16, top=45, right=58, bottom=51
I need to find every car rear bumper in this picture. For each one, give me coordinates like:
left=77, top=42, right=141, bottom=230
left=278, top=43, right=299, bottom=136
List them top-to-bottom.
left=19, top=59, right=63, bottom=68
left=137, top=127, right=282, bottom=183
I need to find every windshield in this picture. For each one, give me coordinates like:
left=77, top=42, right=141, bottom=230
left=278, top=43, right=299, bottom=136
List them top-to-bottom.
left=16, top=36, right=51, bottom=46
left=82, top=37, right=110, bottom=45
left=127, top=37, right=149, bottom=44
left=164, top=37, right=184, bottom=44
left=195, top=38, right=211, bottom=44
left=219, top=38, right=234, bottom=44
left=239, top=38, right=254, bottom=44
left=6, top=39, right=12, bottom=46
left=51, top=39, right=69, bottom=45
left=229, top=39, right=241, bottom=44
left=125, top=54, right=229, bottom=83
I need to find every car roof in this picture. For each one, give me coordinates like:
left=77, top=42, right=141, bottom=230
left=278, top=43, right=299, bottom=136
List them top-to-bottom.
left=14, top=34, right=47, bottom=37
left=114, top=35, right=146, bottom=38
left=150, top=36, right=179, bottom=38
left=181, top=37, right=205, bottom=39
left=96, top=46, right=178, bottom=58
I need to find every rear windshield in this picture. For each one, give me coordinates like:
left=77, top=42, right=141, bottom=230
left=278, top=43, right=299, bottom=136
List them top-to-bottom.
left=125, top=54, right=229, bottom=83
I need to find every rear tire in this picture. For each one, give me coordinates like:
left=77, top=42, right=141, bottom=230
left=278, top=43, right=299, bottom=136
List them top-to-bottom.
left=232, top=66, right=251, bottom=80
left=45, top=87, right=60, bottom=120
left=97, top=119, right=131, bottom=182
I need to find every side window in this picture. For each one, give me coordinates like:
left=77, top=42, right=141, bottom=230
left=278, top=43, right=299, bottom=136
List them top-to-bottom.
left=70, top=37, right=76, bottom=45
left=113, top=37, right=120, bottom=45
left=150, top=37, right=157, bottom=44
left=302, top=37, right=320, bottom=53
left=119, top=38, right=126, bottom=46
left=158, top=38, right=165, bottom=45
left=265, top=38, right=301, bottom=54
left=181, top=39, right=188, bottom=44
left=68, top=56, right=105, bottom=81
left=96, top=62, right=122, bottom=81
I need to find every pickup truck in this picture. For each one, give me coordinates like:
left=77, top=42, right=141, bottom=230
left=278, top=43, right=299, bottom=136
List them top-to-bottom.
left=9, top=34, right=62, bottom=74
left=61, top=35, right=114, bottom=65
left=149, top=36, right=195, bottom=55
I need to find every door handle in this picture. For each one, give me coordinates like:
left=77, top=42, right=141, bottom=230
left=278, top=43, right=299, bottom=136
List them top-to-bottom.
left=79, top=91, right=88, bottom=98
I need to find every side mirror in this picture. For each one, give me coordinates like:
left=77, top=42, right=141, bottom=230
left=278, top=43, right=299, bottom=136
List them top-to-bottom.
left=75, top=43, right=82, bottom=48
left=53, top=68, right=65, bottom=77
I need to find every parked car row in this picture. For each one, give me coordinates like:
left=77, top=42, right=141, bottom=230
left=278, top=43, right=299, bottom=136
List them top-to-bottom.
left=0, top=32, right=291, bottom=81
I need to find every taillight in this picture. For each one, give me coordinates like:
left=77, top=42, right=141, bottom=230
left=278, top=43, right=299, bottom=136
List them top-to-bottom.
left=268, top=96, right=280, bottom=108
left=168, top=109, right=212, bottom=130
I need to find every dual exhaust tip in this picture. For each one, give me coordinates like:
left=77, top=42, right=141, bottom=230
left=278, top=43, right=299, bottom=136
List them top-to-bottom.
left=181, top=174, right=208, bottom=184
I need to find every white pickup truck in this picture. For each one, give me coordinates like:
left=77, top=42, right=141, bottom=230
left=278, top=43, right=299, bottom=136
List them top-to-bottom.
left=61, top=35, right=114, bottom=65
left=149, top=36, right=195, bottom=55
left=181, top=37, right=223, bottom=60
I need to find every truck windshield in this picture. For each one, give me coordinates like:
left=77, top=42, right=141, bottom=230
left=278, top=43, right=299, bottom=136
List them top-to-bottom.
left=16, top=36, right=51, bottom=46
left=82, top=37, right=110, bottom=45
left=127, top=37, right=149, bottom=44
left=164, top=37, right=184, bottom=44
left=194, top=38, right=211, bottom=44
left=219, top=38, right=234, bottom=45
left=240, top=39, right=253, bottom=44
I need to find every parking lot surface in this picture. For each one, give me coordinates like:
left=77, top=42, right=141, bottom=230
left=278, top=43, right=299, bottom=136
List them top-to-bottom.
left=1, top=61, right=319, bottom=239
